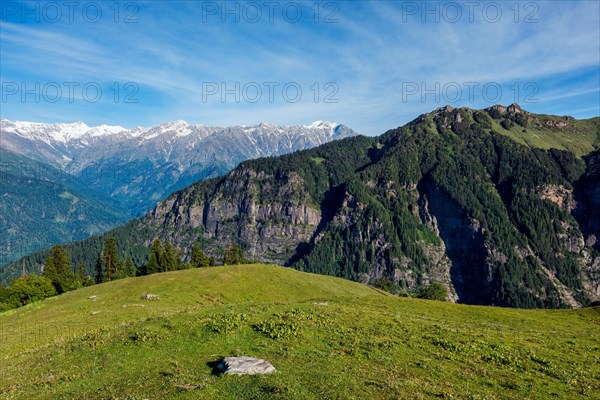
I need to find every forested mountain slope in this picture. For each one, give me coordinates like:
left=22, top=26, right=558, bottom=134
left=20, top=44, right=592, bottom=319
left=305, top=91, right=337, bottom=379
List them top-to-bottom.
left=7, top=105, right=600, bottom=308
left=0, top=149, right=128, bottom=265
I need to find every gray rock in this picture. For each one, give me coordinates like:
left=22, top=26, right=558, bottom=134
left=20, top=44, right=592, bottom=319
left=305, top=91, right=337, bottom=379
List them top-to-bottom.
left=141, top=294, right=160, bottom=300
left=218, top=356, right=276, bottom=375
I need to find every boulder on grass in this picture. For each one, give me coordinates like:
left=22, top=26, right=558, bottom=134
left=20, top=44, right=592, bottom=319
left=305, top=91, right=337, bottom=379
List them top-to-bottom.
left=218, top=356, right=276, bottom=375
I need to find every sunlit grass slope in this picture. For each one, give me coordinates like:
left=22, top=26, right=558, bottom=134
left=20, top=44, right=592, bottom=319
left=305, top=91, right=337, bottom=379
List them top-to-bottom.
left=492, top=116, right=600, bottom=157
left=1, top=264, right=598, bottom=399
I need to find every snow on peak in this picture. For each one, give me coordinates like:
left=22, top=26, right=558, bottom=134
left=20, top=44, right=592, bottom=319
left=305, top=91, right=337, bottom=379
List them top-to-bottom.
left=1, top=118, right=353, bottom=146
left=0, top=119, right=128, bottom=143
left=162, top=120, right=188, bottom=128
left=304, top=120, right=338, bottom=129
left=86, top=124, right=126, bottom=137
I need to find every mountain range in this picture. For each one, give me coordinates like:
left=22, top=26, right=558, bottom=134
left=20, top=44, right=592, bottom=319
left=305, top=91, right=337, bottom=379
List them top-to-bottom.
left=6, top=104, right=600, bottom=308
left=0, top=119, right=359, bottom=265
left=0, top=119, right=359, bottom=216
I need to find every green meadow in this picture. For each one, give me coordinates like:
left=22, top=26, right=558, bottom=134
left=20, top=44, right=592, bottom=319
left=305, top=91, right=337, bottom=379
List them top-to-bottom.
left=1, top=264, right=598, bottom=399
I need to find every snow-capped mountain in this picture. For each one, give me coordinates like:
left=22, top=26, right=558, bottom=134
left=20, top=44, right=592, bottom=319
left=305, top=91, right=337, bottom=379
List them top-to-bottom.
left=0, top=119, right=359, bottom=216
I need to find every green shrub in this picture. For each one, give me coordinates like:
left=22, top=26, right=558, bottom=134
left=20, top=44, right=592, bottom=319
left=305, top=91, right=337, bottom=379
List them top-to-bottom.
left=501, top=119, right=514, bottom=130
left=7, top=275, right=57, bottom=307
left=372, top=277, right=409, bottom=296
left=417, top=282, right=447, bottom=301
left=254, top=309, right=316, bottom=339
left=202, top=312, right=247, bottom=334
left=254, top=319, right=300, bottom=339
left=128, top=328, right=161, bottom=343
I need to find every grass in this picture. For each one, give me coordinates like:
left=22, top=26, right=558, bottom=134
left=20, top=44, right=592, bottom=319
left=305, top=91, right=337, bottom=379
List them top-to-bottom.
left=491, top=116, right=600, bottom=157
left=311, top=157, right=326, bottom=165
left=0, top=264, right=599, bottom=399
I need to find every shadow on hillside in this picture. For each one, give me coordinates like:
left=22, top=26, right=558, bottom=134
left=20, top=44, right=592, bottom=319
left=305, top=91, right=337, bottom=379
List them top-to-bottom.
left=286, top=184, right=347, bottom=266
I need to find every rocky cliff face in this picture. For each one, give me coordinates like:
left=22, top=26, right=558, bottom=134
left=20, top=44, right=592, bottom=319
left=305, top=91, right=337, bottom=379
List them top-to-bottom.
left=573, top=150, right=600, bottom=300
left=146, top=167, right=321, bottom=263
left=418, top=180, right=491, bottom=304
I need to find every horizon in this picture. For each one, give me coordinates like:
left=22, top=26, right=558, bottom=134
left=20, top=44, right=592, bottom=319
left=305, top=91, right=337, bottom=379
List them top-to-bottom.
left=3, top=102, right=598, bottom=135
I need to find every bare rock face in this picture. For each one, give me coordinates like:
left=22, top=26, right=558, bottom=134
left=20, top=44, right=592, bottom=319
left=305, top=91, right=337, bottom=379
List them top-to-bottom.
left=507, top=103, right=522, bottom=113
left=144, top=166, right=321, bottom=264
left=538, top=185, right=576, bottom=213
left=218, top=357, right=276, bottom=375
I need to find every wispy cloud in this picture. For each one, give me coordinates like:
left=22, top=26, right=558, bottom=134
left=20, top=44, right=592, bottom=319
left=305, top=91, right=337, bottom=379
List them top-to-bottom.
left=1, top=1, right=598, bottom=134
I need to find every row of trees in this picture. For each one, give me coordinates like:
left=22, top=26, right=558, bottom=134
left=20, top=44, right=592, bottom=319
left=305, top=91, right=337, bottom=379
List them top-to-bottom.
left=94, top=237, right=135, bottom=284
left=0, top=238, right=250, bottom=311
left=139, top=240, right=248, bottom=276
left=0, top=244, right=90, bottom=311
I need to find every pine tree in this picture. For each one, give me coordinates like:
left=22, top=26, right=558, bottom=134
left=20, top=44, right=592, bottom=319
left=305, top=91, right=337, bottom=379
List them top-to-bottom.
left=103, top=237, right=119, bottom=281
left=147, top=239, right=162, bottom=275
left=163, top=242, right=176, bottom=271
left=191, top=243, right=210, bottom=268
left=43, top=245, right=75, bottom=293
left=223, top=245, right=243, bottom=265
left=174, top=247, right=183, bottom=270
left=222, top=247, right=230, bottom=265
left=94, top=253, right=104, bottom=284
left=124, top=256, right=136, bottom=277
left=77, top=260, right=94, bottom=287
left=137, top=260, right=147, bottom=276
left=77, top=261, right=86, bottom=285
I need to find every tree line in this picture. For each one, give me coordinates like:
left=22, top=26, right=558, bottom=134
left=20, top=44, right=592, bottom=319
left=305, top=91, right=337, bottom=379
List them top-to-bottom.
left=0, top=238, right=250, bottom=312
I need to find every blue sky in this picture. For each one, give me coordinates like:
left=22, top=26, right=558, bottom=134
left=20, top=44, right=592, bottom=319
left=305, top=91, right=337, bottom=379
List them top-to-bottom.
left=0, top=0, right=598, bottom=135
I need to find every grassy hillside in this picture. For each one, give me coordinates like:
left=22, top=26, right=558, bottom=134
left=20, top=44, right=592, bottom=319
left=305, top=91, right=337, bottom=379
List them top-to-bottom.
left=490, top=114, right=599, bottom=157
left=1, top=265, right=598, bottom=399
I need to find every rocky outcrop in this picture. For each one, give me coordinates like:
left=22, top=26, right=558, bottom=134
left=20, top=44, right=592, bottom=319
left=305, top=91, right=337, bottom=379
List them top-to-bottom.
left=146, top=167, right=321, bottom=264
left=538, top=185, right=576, bottom=213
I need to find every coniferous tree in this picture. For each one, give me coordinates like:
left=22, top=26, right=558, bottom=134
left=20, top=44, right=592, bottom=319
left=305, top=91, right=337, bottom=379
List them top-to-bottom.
left=103, top=237, right=119, bottom=281
left=147, top=239, right=162, bottom=274
left=163, top=242, right=176, bottom=271
left=191, top=243, right=210, bottom=268
left=43, top=245, right=75, bottom=293
left=223, top=245, right=244, bottom=265
left=174, top=246, right=183, bottom=270
left=94, top=253, right=104, bottom=284
left=209, top=255, right=217, bottom=267
left=124, top=256, right=136, bottom=277
left=77, top=260, right=94, bottom=287
left=113, top=260, right=125, bottom=279
left=137, top=260, right=147, bottom=276
left=76, top=261, right=86, bottom=285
